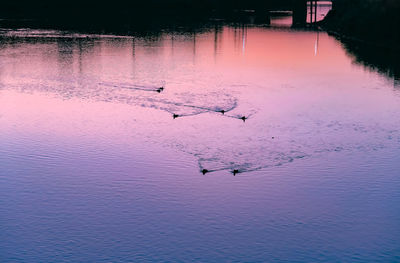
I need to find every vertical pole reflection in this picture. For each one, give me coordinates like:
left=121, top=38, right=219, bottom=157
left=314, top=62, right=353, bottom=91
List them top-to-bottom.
left=213, top=24, right=222, bottom=63
left=233, top=25, right=247, bottom=56
left=242, top=25, right=247, bottom=55
left=234, top=26, right=238, bottom=52
left=314, top=30, right=319, bottom=56
left=193, top=31, right=196, bottom=65
left=171, top=34, right=175, bottom=56
left=131, top=37, right=136, bottom=80
left=132, top=37, right=136, bottom=58
left=56, top=39, right=74, bottom=77
left=78, top=39, right=83, bottom=74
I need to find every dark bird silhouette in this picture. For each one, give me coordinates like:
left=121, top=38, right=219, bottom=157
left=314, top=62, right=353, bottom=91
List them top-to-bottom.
left=156, top=87, right=164, bottom=93
left=218, top=110, right=225, bottom=115
left=173, top=114, right=179, bottom=119
left=240, top=116, right=247, bottom=122
left=272, top=136, right=275, bottom=139
left=201, top=169, right=209, bottom=175
left=232, top=169, right=240, bottom=176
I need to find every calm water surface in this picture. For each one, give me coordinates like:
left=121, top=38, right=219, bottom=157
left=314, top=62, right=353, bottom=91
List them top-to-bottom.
left=1, top=23, right=400, bottom=262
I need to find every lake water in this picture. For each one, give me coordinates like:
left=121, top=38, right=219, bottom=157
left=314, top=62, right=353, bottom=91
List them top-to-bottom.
left=1, top=21, right=400, bottom=262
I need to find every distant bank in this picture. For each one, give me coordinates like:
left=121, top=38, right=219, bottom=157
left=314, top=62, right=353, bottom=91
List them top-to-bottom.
left=0, top=0, right=295, bottom=32
left=322, top=0, right=400, bottom=47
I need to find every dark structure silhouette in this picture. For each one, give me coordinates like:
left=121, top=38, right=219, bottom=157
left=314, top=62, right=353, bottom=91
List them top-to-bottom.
left=0, top=0, right=327, bottom=31
left=292, top=0, right=308, bottom=26
left=323, top=0, right=400, bottom=45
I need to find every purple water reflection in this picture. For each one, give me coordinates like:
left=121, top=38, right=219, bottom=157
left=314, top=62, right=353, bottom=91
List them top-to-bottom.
left=1, top=25, right=400, bottom=262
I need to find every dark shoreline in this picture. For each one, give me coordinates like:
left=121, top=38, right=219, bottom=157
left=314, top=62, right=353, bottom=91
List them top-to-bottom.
left=0, top=0, right=292, bottom=33
left=316, top=0, right=400, bottom=80
left=321, top=0, right=400, bottom=49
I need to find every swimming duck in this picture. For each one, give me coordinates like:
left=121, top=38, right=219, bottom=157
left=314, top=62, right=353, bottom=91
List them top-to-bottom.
left=156, top=87, right=164, bottom=93
left=218, top=110, right=225, bottom=115
left=173, top=114, right=179, bottom=119
left=240, top=116, right=247, bottom=122
left=201, top=169, right=209, bottom=175
left=232, top=169, right=239, bottom=176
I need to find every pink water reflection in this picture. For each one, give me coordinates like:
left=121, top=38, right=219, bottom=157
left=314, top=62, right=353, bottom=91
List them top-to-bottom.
left=1, top=25, right=400, bottom=262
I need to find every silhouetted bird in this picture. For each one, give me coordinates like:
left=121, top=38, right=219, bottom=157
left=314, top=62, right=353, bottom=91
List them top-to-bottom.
left=156, top=87, right=164, bottom=93
left=218, top=110, right=225, bottom=115
left=173, top=114, right=179, bottom=119
left=240, top=116, right=247, bottom=122
left=202, top=169, right=209, bottom=175
left=232, top=169, right=239, bottom=176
